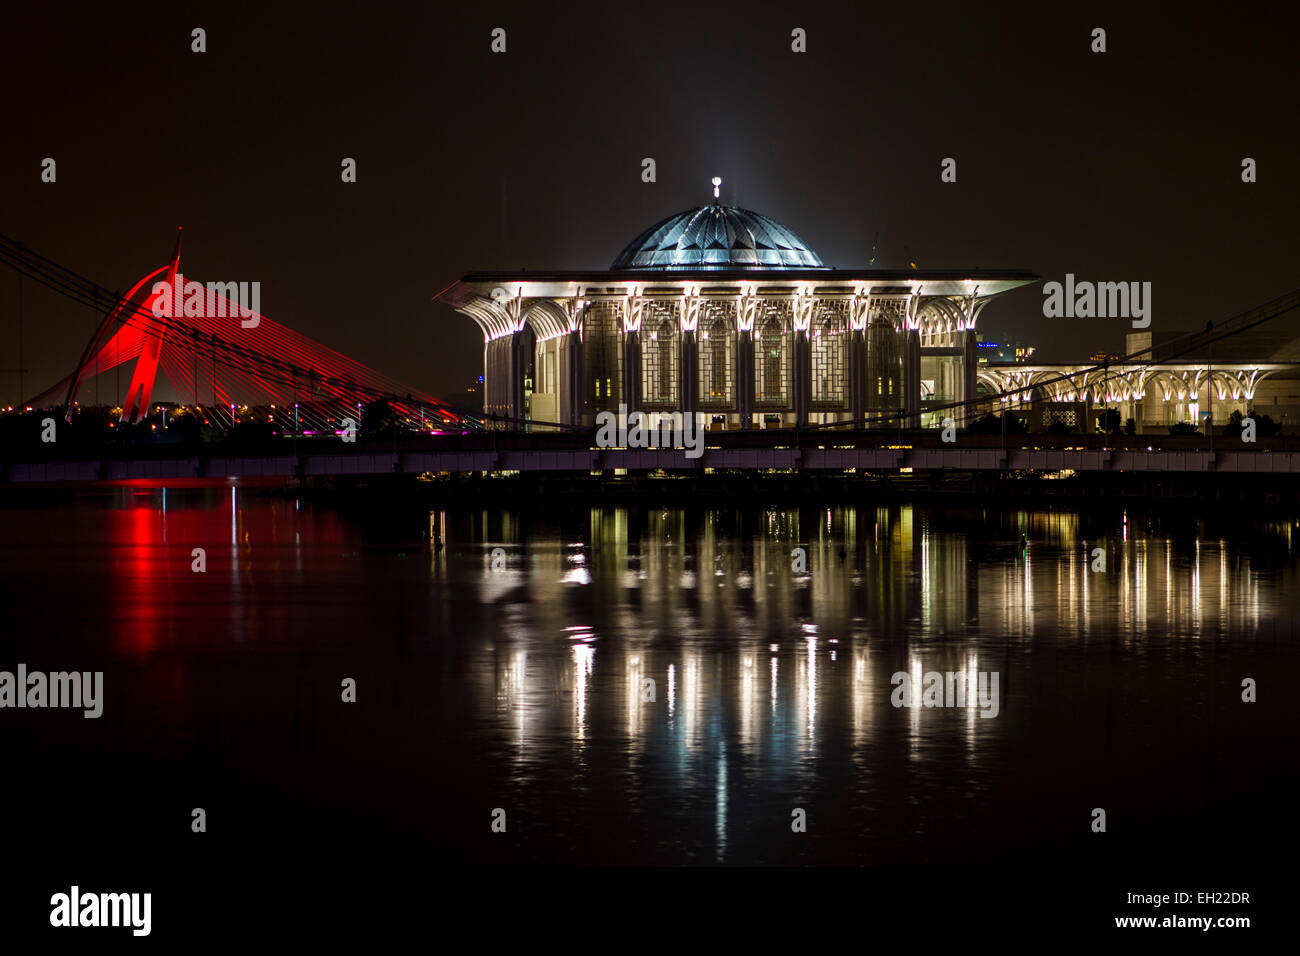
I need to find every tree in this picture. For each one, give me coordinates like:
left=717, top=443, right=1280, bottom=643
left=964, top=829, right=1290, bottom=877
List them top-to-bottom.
left=361, top=395, right=398, bottom=438
left=1223, top=409, right=1283, bottom=438
left=1221, top=410, right=1246, bottom=437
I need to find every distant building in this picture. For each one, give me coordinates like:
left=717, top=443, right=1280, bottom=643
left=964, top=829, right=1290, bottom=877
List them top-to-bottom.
left=976, top=327, right=1300, bottom=435
left=1124, top=331, right=1188, bottom=363
left=975, top=335, right=1035, bottom=365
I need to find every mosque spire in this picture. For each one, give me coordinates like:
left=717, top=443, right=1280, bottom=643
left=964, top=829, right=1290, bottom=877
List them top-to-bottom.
left=712, top=176, right=721, bottom=201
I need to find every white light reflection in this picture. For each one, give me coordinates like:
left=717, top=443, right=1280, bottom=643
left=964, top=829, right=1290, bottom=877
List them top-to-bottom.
left=920, top=529, right=931, bottom=631
left=1022, top=538, right=1034, bottom=637
left=1135, top=538, right=1147, bottom=636
left=1191, top=538, right=1201, bottom=635
left=1219, top=541, right=1228, bottom=631
left=480, top=544, right=523, bottom=603
left=561, top=546, right=591, bottom=585
left=805, top=631, right=817, bottom=739
left=572, top=642, right=594, bottom=742
left=852, top=648, right=871, bottom=747
left=496, top=650, right=528, bottom=757
left=739, top=651, right=755, bottom=751
left=964, top=651, right=979, bottom=755
left=626, top=653, right=644, bottom=740
left=682, top=653, right=701, bottom=748
left=908, top=653, right=923, bottom=759
left=715, top=739, right=728, bottom=862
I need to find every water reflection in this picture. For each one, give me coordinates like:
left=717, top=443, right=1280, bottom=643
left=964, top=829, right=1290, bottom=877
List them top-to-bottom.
left=2, top=491, right=1291, bottom=865
left=469, top=502, right=1285, bottom=860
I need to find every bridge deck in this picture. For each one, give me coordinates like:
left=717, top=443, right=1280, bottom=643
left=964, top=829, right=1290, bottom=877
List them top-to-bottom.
left=7, top=442, right=1300, bottom=483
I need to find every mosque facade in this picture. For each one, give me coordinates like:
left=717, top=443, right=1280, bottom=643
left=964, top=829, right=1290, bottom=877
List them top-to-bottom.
left=435, top=188, right=1037, bottom=430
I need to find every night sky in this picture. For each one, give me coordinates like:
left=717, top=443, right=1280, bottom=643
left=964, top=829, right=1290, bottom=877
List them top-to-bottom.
left=2, top=0, right=1296, bottom=406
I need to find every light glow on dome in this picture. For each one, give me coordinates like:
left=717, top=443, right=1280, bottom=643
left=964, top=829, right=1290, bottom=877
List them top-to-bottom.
left=611, top=205, right=826, bottom=271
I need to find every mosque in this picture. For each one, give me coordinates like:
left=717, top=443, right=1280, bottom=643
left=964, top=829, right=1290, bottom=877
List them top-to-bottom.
left=434, top=179, right=1037, bottom=429
left=434, top=182, right=1300, bottom=433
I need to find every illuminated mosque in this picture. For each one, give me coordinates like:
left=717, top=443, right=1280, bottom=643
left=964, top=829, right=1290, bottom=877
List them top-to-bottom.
left=435, top=179, right=1037, bottom=429
left=435, top=181, right=1300, bottom=433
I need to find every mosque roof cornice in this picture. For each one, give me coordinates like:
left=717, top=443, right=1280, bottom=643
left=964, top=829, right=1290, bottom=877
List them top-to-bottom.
left=436, top=270, right=1039, bottom=307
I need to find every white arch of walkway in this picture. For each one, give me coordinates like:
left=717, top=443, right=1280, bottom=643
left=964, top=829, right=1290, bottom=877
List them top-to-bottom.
left=976, top=361, right=1300, bottom=430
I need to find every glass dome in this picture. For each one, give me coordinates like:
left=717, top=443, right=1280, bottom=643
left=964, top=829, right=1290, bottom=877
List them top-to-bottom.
left=611, top=205, right=825, bottom=270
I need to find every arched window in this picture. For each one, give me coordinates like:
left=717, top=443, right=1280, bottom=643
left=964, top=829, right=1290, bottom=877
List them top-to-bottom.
left=582, top=303, right=622, bottom=411
left=811, top=309, right=848, bottom=409
left=699, top=311, right=734, bottom=409
left=641, top=313, right=678, bottom=407
left=755, top=313, right=790, bottom=407
left=865, top=321, right=901, bottom=417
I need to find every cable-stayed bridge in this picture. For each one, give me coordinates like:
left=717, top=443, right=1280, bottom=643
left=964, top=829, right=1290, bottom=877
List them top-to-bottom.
left=0, top=230, right=478, bottom=433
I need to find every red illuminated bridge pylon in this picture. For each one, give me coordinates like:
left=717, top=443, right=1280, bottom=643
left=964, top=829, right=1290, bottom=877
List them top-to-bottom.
left=3, top=229, right=474, bottom=430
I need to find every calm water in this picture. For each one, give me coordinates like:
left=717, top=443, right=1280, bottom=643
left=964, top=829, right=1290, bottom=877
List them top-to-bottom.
left=1, top=487, right=1296, bottom=886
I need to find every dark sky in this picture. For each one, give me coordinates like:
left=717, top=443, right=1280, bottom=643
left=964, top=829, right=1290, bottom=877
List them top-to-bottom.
left=1, top=0, right=1296, bottom=406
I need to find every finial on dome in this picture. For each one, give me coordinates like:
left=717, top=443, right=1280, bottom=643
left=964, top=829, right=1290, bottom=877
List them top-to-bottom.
left=711, top=176, right=721, bottom=200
